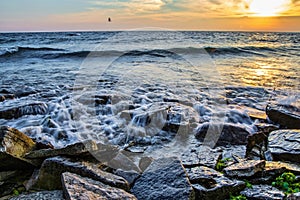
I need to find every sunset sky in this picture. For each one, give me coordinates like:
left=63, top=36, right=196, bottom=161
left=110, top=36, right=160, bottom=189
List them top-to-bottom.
left=1, top=0, right=300, bottom=32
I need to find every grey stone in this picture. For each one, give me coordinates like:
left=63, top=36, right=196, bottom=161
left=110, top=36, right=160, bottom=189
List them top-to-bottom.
left=0, top=102, right=47, bottom=119
left=266, top=105, right=300, bottom=129
left=195, top=123, right=251, bottom=146
left=268, top=129, right=300, bottom=163
left=25, top=140, right=98, bottom=159
left=181, top=146, right=222, bottom=169
left=27, top=156, right=129, bottom=191
left=132, top=157, right=195, bottom=200
left=224, top=160, right=265, bottom=178
left=186, top=166, right=245, bottom=200
left=114, top=169, right=140, bottom=186
left=62, top=172, right=136, bottom=200
left=241, top=185, right=285, bottom=200
left=9, top=190, right=64, bottom=200
left=287, top=192, right=300, bottom=200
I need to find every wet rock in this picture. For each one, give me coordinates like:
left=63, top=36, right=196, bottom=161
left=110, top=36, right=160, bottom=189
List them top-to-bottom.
left=0, top=94, right=14, bottom=102
left=0, top=102, right=47, bottom=119
left=266, top=105, right=300, bottom=129
left=195, top=123, right=251, bottom=146
left=0, top=126, right=37, bottom=170
left=0, top=126, right=35, bottom=157
left=268, top=129, right=300, bottom=163
left=246, top=131, right=269, bottom=159
left=25, top=140, right=98, bottom=159
left=221, top=145, right=246, bottom=161
left=181, top=146, right=222, bottom=169
left=107, top=151, right=141, bottom=172
left=0, top=152, right=36, bottom=171
left=27, top=156, right=130, bottom=191
left=132, top=157, right=194, bottom=200
left=224, top=160, right=265, bottom=178
left=251, top=161, right=300, bottom=184
left=186, top=166, right=245, bottom=200
left=114, top=169, right=140, bottom=186
left=0, top=170, right=33, bottom=198
left=62, top=172, right=137, bottom=200
left=241, top=185, right=285, bottom=200
left=9, top=190, right=64, bottom=200
left=287, top=192, right=300, bottom=200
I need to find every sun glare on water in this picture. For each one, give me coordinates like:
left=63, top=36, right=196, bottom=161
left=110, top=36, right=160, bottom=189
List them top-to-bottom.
left=249, top=0, right=290, bottom=16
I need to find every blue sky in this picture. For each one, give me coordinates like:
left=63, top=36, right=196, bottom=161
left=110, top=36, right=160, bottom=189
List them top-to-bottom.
left=0, top=0, right=300, bottom=31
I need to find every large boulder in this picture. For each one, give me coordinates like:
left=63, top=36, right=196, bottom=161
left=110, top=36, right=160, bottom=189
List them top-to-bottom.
left=0, top=102, right=47, bottom=119
left=266, top=106, right=300, bottom=129
left=195, top=123, right=251, bottom=146
left=0, top=126, right=36, bottom=170
left=268, top=130, right=300, bottom=163
left=27, top=156, right=130, bottom=191
left=131, top=157, right=195, bottom=200
left=223, top=160, right=265, bottom=178
left=186, top=166, right=245, bottom=200
left=62, top=172, right=137, bottom=200
left=240, top=185, right=285, bottom=200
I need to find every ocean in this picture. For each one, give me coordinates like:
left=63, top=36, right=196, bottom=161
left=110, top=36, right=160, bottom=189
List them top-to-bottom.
left=0, top=31, right=299, bottom=156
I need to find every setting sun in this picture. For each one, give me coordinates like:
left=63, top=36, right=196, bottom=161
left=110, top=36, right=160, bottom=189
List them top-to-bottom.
left=249, top=0, right=290, bottom=16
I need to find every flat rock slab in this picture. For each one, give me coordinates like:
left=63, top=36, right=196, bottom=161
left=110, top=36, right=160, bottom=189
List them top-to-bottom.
left=266, top=106, right=300, bottom=129
left=195, top=123, right=251, bottom=146
left=268, top=129, right=300, bottom=163
left=25, top=140, right=98, bottom=159
left=181, top=146, right=222, bottom=168
left=0, top=152, right=36, bottom=171
left=28, top=156, right=129, bottom=191
left=131, top=157, right=194, bottom=200
left=224, top=160, right=265, bottom=178
left=186, top=166, right=245, bottom=200
left=62, top=172, right=137, bottom=200
left=241, top=185, right=285, bottom=200
left=9, top=190, right=64, bottom=200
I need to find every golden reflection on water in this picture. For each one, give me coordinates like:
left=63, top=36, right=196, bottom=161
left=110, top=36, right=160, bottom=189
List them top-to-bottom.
left=218, top=59, right=296, bottom=89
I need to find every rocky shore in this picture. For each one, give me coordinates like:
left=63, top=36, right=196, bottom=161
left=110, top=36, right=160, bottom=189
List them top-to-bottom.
left=0, top=103, right=300, bottom=200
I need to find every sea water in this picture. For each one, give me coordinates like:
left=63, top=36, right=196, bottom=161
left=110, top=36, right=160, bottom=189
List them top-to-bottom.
left=0, top=31, right=299, bottom=152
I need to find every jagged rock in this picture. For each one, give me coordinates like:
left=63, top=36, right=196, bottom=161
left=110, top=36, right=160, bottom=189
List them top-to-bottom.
left=0, top=94, right=14, bottom=102
left=0, top=102, right=47, bottom=119
left=266, top=105, right=300, bottom=129
left=195, top=123, right=251, bottom=146
left=0, top=126, right=37, bottom=170
left=0, top=126, right=35, bottom=157
left=268, top=130, right=300, bottom=163
left=246, top=131, right=269, bottom=159
left=25, top=140, right=98, bottom=159
left=181, top=146, right=222, bottom=168
left=107, top=151, right=141, bottom=172
left=0, top=152, right=36, bottom=171
left=27, top=156, right=130, bottom=191
left=132, top=157, right=194, bottom=200
left=224, top=160, right=265, bottom=178
left=251, top=161, right=300, bottom=184
left=186, top=166, right=245, bottom=200
left=114, top=169, right=140, bottom=186
left=0, top=170, right=32, bottom=198
left=62, top=172, right=137, bottom=200
left=241, top=185, right=285, bottom=200
left=9, top=190, right=64, bottom=200
left=287, top=192, right=300, bottom=200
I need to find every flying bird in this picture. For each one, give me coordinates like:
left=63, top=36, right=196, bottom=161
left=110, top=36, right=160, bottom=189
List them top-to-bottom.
left=108, top=17, right=111, bottom=22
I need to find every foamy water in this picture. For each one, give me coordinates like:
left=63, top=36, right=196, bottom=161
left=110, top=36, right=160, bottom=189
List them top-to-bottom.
left=0, top=31, right=299, bottom=152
